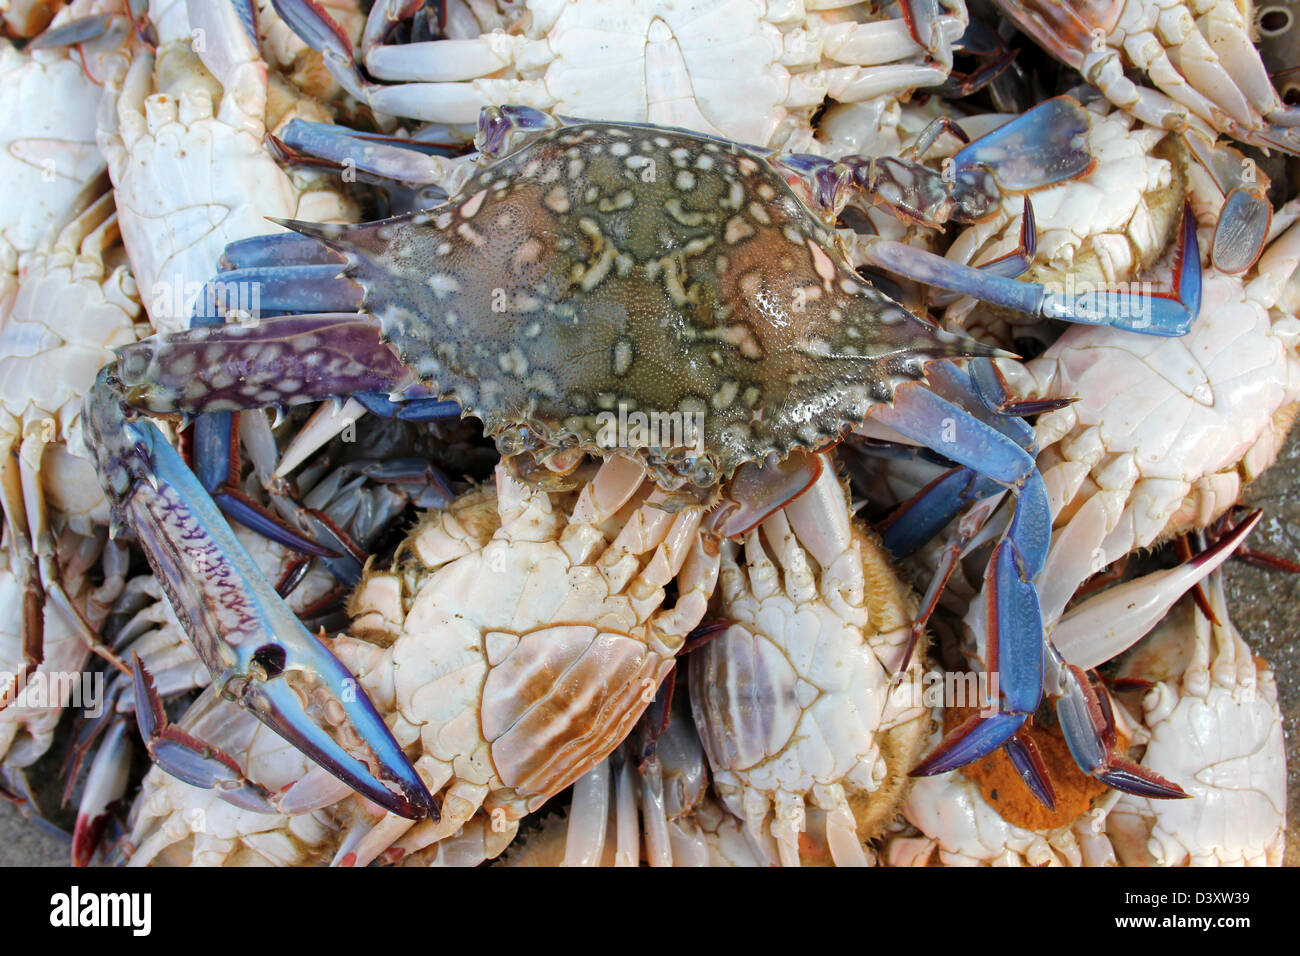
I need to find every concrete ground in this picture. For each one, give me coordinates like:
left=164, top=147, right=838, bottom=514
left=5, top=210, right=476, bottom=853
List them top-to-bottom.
left=0, top=800, right=68, bottom=866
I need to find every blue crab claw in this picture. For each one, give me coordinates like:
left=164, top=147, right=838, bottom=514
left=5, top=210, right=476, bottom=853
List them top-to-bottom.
left=946, top=95, right=1095, bottom=220
left=863, top=201, right=1202, bottom=336
left=192, top=265, right=363, bottom=319
left=86, top=368, right=436, bottom=820
left=869, top=376, right=1053, bottom=778
left=1049, top=648, right=1186, bottom=800
left=131, top=655, right=282, bottom=815
left=912, top=711, right=1027, bottom=777
left=1003, top=728, right=1057, bottom=811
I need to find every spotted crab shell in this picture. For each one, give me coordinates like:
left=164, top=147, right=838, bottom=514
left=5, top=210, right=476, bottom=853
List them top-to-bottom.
left=292, top=119, right=989, bottom=490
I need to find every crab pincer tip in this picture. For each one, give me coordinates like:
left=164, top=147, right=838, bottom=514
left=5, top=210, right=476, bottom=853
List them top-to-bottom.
left=245, top=675, right=439, bottom=821
left=911, top=711, right=1027, bottom=777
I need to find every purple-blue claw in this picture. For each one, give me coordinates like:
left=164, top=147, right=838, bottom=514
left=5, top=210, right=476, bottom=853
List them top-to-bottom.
left=947, top=96, right=1094, bottom=219
left=863, top=201, right=1202, bottom=336
left=87, top=369, right=436, bottom=820
left=906, top=482, right=1049, bottom=782
left=986, top=530, right=1045, bottom=714
left=1051, top=649, right=1187, bottom=800
left=131, top=656, right=283, bottom=815
left=912, top=711, right=1027, bottom=777
left=1003, top=729, right=1057, bottom=811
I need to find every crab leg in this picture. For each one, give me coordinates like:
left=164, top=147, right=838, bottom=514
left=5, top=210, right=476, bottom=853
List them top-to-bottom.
left=271, top=0, right=495, bottom=124
left=992, top=0, right=1300, bottom=154
left=789, top=97, right=1095, bottom=228
left=276, top=119, right=463, bottom=189
left=1182, top=129, right=1271, bottom=275
left=863, top=203, right=1202, bottom=335
left=220, top=233, right=345, bottom=269
left=111, top=313, right=427, bottom=417
left=865, top=359, right=1081, bottom=672
left=870, top=359, right=1051, bottom=558
left=84, top=369, right=435, bottom=819
left=871, top=382, right=1051, bottom=770
left=189, top=409, right=338, bottom=558
left=0, top=429, right=121, bottom=695
left=0, top=454, right=44, bottom=704
left=1050, top=513, right=1260, bottom=670
left=1048, top=647, right=1185, bottom=799
left=71, top=717, right=131, bottom=866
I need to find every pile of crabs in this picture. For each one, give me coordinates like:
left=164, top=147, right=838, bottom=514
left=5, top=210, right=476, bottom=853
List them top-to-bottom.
left=0, top=0, right=1294, bottom=866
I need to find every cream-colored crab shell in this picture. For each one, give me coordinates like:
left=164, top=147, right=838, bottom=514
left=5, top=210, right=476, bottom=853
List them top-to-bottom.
left=98, top=1, right=356, bottom=334
left=341, top=460, right=719, bottom=838
left=689, top=464, right=928, bottom=864
left=1107, top=592, right=1287, bottom=866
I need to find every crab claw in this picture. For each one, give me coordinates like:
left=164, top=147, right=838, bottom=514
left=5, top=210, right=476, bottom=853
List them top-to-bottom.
left=86, top=367, right=436, bottom=820
left=1050, top=650, right=1186, bottom=800
left=131, top=656, right=283, bottom=815
left=911, top=710, right=1027, bottom=777
left=71, top=719, right=132, bottom=867
left=1003, top=727, right=1057, bottom=811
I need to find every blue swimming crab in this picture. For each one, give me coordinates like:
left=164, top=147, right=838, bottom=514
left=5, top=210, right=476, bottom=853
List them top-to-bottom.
left=84, top=99, right=1202, bottom=821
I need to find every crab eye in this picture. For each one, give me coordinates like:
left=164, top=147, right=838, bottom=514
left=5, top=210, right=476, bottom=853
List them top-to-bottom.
left=688, top=458, right=719, bottom=486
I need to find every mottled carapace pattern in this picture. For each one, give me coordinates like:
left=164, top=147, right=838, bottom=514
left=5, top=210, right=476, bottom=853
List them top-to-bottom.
left=292, top=120, right=987, bottom=486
